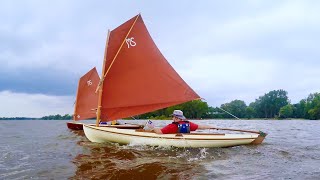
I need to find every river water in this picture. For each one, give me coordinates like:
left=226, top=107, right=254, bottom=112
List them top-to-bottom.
left=0, top=120, right=319, bottom=180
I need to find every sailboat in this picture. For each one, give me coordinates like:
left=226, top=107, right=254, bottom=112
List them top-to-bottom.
left=82, top=14, right=267, bottom=147
left=67, top=67, right=100, bottom=130
left=67, top=67, right=143, bottom=130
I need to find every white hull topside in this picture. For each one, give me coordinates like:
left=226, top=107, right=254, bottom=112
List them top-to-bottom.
left=83, top=124, right=260, bottom=148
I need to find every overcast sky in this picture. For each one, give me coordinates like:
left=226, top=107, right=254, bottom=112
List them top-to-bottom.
left=1, top=0, right=319, bottom=117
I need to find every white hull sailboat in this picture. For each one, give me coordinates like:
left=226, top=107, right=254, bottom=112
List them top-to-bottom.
left=80, top=14, right=267, bottom=148
left=83, top=124, right=266, bottom=148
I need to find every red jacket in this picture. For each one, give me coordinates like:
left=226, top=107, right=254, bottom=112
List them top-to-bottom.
left=160, top=121, right=199, bottom=134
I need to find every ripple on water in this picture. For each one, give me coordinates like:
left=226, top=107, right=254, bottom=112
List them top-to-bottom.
left=1, top=120, right=320, bottom=179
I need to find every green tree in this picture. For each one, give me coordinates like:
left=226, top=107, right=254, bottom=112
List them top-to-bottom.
left=251, top=89, right=289, bottom=118
left=305, top=93, right=320, bottom=119
left=180, top=100, right=209, bottom=119
left=220, top=100, right=247, bottom=118
left=292, top=100, right=306, bottom=118
left=279, top=104, right=293, bottom=119
left=245, top=106, right=255, bottom=119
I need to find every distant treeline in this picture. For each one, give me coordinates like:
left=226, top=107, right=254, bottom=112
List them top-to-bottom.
left=2, top=89, right=319, bottom=120
left=136, top=89, right=320, bottom=120
left=0, top=114, right=73, bottom=120
left=41, top=114, right=73, bottom=120
left=0, top=117, right=37, bottom=120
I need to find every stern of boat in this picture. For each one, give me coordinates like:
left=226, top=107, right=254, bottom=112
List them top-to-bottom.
left=67, top=122, right=83, bottom=130
left=250, top=131, right=267, bottom=145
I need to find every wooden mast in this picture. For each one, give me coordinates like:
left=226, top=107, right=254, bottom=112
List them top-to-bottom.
left=96, top=30, right=111, bottom=127
left=73, top=78, right=81, bottom=121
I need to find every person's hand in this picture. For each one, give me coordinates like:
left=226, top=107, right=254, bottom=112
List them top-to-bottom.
left=144, top=120, right=155, bottom=130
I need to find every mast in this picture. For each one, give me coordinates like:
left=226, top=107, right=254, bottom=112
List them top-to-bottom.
left=96, top=30, right=111, bottom=127
left=73, top=78, right=81, bottom=121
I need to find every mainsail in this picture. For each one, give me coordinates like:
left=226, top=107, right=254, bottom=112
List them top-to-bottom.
left=99, top=14, right=200, bottom=121
left=74, top=67, right=100, bottom=120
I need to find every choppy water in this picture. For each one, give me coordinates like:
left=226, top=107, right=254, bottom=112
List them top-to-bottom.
left=0, top=120, right=319, bottom=180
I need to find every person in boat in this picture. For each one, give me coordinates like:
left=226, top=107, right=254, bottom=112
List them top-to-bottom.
left=150, top=110, right=214, bottom=134
left=100, top=120, right=121, bottom=125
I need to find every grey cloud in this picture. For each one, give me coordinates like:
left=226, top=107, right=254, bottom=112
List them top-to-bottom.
left=0, top=0, right=319, bottom=109
left=0, top=67, right=78, bottom=95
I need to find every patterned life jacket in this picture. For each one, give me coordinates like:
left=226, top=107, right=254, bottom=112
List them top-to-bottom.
left=172, top=121, right=190, bottom=133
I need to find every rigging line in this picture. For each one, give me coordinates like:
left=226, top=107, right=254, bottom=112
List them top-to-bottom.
left=95, top=14, right=141, bottom=93
left=218, top=107, right=241, bottom=120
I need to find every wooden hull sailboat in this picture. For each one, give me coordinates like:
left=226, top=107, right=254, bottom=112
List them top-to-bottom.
left=80, top=14, right=267, bottom=147
left=67, top=121, right=84, bottom=130
left=67, top=122, right=142, bottom=131
left=83, top=124, right=266, bottom=148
